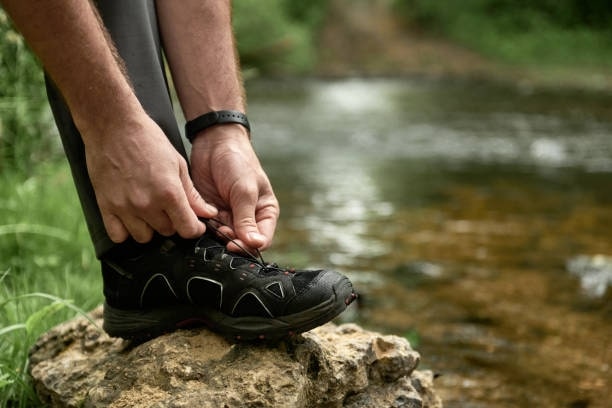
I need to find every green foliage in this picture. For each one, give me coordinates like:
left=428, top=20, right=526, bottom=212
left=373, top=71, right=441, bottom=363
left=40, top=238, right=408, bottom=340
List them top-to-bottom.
left=232, top=0, right=329, bottom=74
left=280, top=0, right=329, bottom=29
left=394, top=0, right=612, bottom=68
left=0, top=9, right=58, bottom=175
left=0, top=163, right=102, bottom=407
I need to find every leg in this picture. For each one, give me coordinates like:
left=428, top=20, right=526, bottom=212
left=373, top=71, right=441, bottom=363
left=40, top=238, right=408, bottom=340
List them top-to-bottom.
left=46, top=0, right=185, bottom=258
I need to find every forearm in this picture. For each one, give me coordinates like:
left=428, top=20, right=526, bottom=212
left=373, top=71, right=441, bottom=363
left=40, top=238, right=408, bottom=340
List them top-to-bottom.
left=2, top=0, right=144, bottom=143
left=156, top=0, right=246, bottom=121
left=157, top=0, right=278, bottom=250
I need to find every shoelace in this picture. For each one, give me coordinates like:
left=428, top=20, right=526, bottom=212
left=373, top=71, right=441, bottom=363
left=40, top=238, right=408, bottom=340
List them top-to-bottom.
left=201, top=218, right=292, bottom=275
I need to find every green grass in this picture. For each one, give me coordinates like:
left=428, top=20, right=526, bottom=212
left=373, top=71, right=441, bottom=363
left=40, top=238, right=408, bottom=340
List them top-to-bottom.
left=0, top=161, right=102, bottom=407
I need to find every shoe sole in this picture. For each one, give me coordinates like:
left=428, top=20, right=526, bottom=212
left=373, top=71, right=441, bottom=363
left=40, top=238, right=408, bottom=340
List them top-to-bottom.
left=103, top=275, right=356, bottom=342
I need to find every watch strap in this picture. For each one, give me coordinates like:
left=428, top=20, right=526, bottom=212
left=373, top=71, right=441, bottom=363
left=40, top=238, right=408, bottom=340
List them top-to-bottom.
left=185, top=110, right=250, bottom=142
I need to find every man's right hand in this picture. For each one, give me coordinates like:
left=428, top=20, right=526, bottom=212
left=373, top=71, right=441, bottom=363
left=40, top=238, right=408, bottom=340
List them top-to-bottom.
left=84, top=112, right=218, bottom=243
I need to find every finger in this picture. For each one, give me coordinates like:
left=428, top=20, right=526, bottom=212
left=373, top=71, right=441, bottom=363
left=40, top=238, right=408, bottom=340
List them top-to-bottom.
left=180, top=163, right=218, bottom=219
left=157, top=164, right=207, bottom=239
left=164, top=193, right=206, bottom=239
left=252, top=193, right=279, bottom=250
left=133, top=199, right=176, bottom=237
left=147, top=211, right=176, bottom=237
left=213, top=211, right=234, bottom=230
left=101, top=212, right=129, bottom=243
left=206, top=213, right=239, bottom=246
left=121, top=215, right=155, bottom=243
left=255, top=215, right=278, bottom=251
left=207, top=221, right=236, bottom=242
left=217, top=225, right=235, bottom=240
left=226, top=238, right=258, bottom=256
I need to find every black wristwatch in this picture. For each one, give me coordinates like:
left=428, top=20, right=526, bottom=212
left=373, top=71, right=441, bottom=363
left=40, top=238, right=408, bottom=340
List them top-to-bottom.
left=185, top=110, right=251, bottom=142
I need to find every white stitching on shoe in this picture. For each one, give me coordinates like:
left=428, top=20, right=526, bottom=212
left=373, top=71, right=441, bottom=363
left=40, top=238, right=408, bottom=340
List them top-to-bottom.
left=200, top=246, right=223, bottom=261
left=229, top=257, right=248, bottom=270
left=140, top=273, right=178, bottom=307
left=186, top=276, right=223, bottom=309
left=232, top=291, right=274, bottom=317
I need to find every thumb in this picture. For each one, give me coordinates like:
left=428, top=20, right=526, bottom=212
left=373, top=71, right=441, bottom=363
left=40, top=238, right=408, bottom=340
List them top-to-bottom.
left=231, top=187, right=266, bottom=249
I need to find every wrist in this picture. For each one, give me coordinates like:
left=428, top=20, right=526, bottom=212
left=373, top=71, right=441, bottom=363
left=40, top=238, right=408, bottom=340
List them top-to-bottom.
left=75, top=93, right=147, bottom=145
left=185, top=110, right=250, bottom=143
left=190, top=123, right=250, bottom=150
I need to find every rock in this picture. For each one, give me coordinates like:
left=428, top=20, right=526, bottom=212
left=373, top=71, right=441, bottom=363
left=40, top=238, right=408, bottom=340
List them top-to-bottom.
left=29, top=307, right=442, bottom=408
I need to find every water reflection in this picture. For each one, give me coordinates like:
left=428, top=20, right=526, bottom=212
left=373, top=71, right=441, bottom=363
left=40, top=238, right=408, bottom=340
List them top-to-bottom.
left=247, top=78, right=612, bottom=407
left=250, top=78, right=612, bottom=171
left=312, top=78, right=397, bottom=114
left=300, top=155, right=392, bottom=266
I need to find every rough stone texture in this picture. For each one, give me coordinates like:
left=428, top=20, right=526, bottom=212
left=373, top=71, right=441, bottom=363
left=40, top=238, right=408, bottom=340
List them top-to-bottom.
left=29, top=307, right=442, bottom=408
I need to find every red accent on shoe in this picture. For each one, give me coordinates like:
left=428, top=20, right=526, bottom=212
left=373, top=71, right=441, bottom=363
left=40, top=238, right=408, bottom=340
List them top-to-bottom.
left=344, top=292, right=358, bottom=305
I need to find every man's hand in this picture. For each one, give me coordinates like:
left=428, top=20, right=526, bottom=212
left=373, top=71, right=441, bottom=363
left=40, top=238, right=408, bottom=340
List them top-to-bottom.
left=2, top=0, right=221, bottom=243
left=157, top=0, right=279, bottom=252
left=85, top=112, right=218, bottom=243
left=190, top=125, right=279, bottom=253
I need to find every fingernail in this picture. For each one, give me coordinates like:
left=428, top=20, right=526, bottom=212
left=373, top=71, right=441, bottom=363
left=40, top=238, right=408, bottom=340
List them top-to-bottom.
left=205, top=204, right=218, bottom=215
left=248, top=232, right=265, bottom=244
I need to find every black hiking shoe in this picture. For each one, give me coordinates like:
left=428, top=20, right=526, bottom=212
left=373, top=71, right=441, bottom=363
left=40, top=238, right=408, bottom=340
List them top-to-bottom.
left=101, top=223, right=357, bottom=342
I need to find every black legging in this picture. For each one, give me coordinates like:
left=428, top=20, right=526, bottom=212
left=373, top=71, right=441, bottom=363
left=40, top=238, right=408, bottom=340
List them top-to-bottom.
left=45, top=0, right=187, bottom=258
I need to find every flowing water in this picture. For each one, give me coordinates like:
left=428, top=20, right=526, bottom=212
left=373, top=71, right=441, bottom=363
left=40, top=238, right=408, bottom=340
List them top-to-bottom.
left=246, top=78, right=611, bottom=407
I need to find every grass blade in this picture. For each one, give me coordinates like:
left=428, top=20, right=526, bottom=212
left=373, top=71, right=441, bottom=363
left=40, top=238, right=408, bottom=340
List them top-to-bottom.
left=0, top=224, right=70, bottom=241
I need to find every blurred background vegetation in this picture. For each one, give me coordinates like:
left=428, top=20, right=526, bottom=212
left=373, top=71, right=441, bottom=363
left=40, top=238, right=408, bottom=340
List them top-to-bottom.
left=394, top=0, right=612, bottom=68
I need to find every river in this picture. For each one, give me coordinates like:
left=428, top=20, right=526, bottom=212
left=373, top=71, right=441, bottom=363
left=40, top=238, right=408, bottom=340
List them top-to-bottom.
left=245, top=78, right=611, bottom=407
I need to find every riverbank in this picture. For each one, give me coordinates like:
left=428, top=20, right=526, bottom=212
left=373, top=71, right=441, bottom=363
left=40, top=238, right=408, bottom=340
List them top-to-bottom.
left=314, top=0, right=612, bottom=93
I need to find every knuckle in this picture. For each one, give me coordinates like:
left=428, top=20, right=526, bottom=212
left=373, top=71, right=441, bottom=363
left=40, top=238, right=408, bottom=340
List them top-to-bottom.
left=231, top=181, right=258, bottom=201
left=159, top=186, right=181, bottom=206
left=130, top=195, right=152, bottom=211
left=101, top=213, right=127, bottom=243
left=235, top=216, right=258, bottom=229
left=154, top=220, right=175, bottom=237
left=177, top=224, right=200, bottom=239
left=132, top=229, right=153, bottom=243
left=108, top=230, right=128, bottom=243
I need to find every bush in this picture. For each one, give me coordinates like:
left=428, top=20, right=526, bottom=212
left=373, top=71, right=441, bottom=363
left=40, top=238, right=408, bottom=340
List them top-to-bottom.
left=232, top=0, right=329, bottom=74
left=394, top=0, right=612, bottom=68
left=0, top=9, right=57, bottom=175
